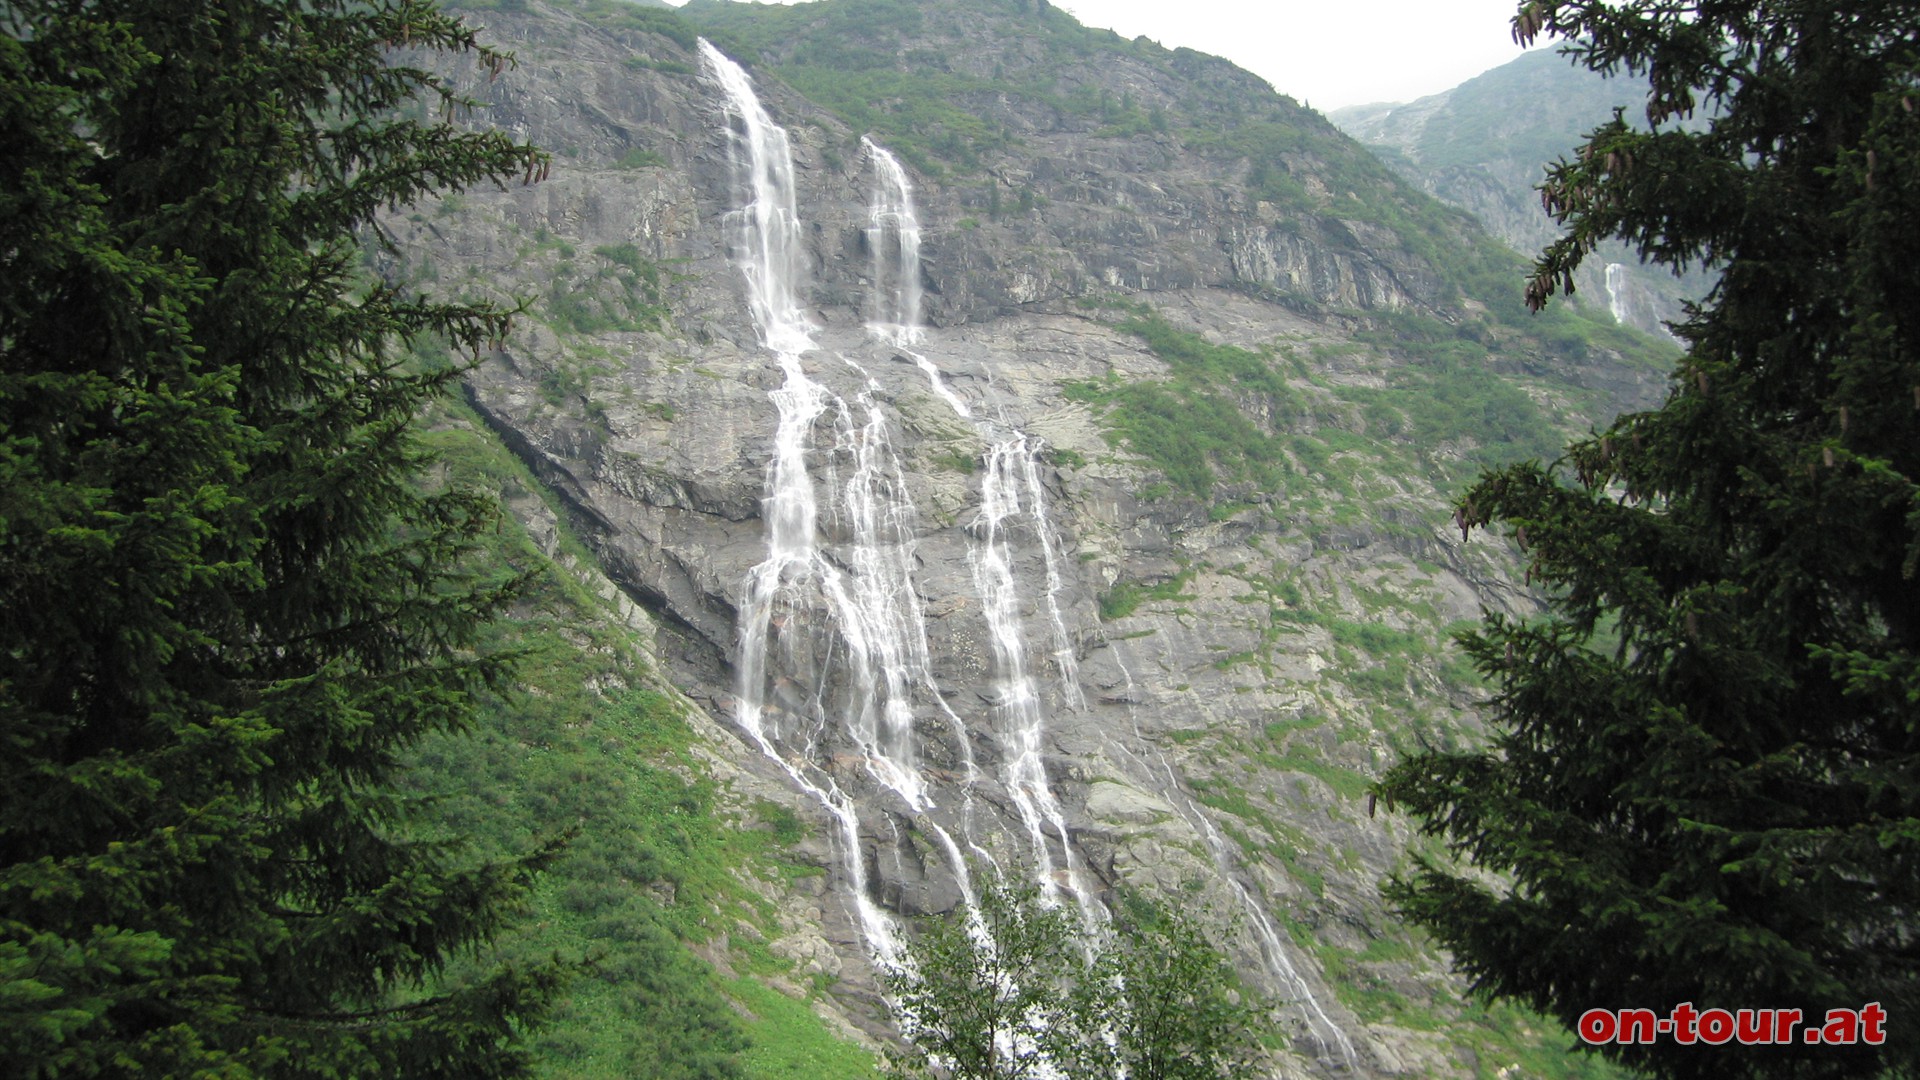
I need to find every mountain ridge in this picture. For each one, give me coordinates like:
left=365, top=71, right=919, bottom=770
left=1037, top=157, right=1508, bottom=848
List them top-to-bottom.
left=1331, top=48, right=1709, bottom=339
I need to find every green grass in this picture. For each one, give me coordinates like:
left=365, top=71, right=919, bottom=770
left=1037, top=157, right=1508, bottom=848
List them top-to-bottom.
left=1065, top=313, right=1301, bottom=498
left=406, top=408, right=868, bottom=1079
left=1099, top=565, right=1197, bottom=619
left=730, top=978, right=881, bottom=1080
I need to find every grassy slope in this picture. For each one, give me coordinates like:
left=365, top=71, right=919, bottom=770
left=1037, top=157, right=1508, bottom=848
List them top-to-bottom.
left=404, top=398, right=878, bottom=1080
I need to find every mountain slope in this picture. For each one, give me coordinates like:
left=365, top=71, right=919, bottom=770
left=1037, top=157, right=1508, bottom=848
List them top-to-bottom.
left=391, top=0, right=1676, bottom=1074
left=1331, top=48, right=1707, bottom=339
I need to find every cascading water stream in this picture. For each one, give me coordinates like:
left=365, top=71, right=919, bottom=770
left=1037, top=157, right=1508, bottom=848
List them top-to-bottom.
left=703, top=37, right=921, bottom=968
left=707, top=45, right=1001, bottom=974
left=705, top=46, right=1346, bottom=1071
left=863, top=137, right=1098, bottom=924
left=864, top=139, right=924, bottom=348
left=864, top=142, right=970, bottom=422
left=1605, top=262, right=1629, bottom=325
left=916, top=356, right=973, bottom=419
left=821, top=385, right=933, bottom=810
left=972, top=435, right=1100, bottom=926
left=1019, top=445, right=1084, bottom=711
left=1102, top=641, right=1362, bottom=1074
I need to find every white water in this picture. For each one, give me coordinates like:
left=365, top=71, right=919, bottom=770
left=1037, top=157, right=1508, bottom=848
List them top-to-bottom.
left=703, top=38, right=1348, bottom=1073
left=704, top=38, right=914, bottom=966
left=707, top=43, right=1014, bottom=975
left=862, top=129, right=1093, bottom=921
left=864, top=139, right=924, bottom=347
left=1605, top=262, right=1628, bottom=325
left=915, top=355, right=972, bottom=419
left=823, top=380, right=936, bottom=810
left=972, top=434, right=1100, bottom=926
left=1020, top=446, right=1084, bottom=711
left=1104, top=643, right=1362, bottom=1074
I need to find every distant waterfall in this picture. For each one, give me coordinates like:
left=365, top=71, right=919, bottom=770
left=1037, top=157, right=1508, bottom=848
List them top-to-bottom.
left=704, top=43, right=1015, bottom=969
left=869, top=118, right=1356, bottom=1053
left=1605, top=262, right=1629, bottom=325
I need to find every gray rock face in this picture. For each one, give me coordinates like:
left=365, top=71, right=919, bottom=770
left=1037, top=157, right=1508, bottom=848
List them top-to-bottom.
left=399, top=3, right=1671, bottom=1075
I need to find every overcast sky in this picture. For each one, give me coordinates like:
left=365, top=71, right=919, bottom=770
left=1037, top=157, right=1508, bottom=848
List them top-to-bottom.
left=1053, top=0, right=1547, bottom=110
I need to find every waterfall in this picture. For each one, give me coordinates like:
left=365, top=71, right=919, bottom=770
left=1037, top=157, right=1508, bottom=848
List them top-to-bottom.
left=702, top=38, right=919, bottom=967
left=701, top=42, right=1349, bottom=1073
left=704, top=43, right=1002, bottom=975
left=864, top=135, right=1096, bottom=920
left=861, top=138, right=964, bottom=423
left=864, top=138, right=924, bottom=347
left=1605, top=262, right=1629, bottom=325
left=823, top=380, right=934, bottom=811
left=972, top=434, right=1100, bottom=926
left=1020, top=445, right=1084, bottom=711
left=1104, top=644, right=1363, bottom=1074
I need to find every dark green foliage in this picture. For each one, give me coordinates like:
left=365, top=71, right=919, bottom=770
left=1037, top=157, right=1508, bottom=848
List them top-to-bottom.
left=0, top=2, right=560, bottom=1075
left=1378, top=2, right=1920, bottom=1078
left=409, top=646, right=753, bottom=1079
left=882, top=875, right=1263, bottom=1080
left=883, top=877, right=1083, bottom=1080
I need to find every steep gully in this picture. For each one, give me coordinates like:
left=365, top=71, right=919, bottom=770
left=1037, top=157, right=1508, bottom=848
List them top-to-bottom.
left=700, top=41, right=1358, bottom=1074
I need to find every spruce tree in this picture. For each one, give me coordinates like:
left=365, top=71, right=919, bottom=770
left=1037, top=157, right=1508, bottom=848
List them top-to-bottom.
left=0, top=2, right=559, bottom=1075
left=1378, top=2, right=1920, bottom=1077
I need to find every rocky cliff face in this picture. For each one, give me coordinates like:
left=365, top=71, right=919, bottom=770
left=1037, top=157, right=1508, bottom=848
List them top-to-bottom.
left=389, top=1, right=1667, bottom=1075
